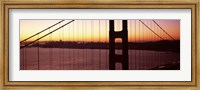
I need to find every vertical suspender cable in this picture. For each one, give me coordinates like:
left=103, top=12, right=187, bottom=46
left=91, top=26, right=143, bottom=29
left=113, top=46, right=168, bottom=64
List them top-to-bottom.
left=77, top=20, right=79, bottom=70
left=82, top=20, right=84, bottom=69
left=83, top=20, right=85, bottom=69
left=85, top=20, right=87, bottom=69
left=90, top=20, right=92, bottom=70
left=91, top=20, right=94, bottom=70
left=99, top=20, right=101, bottom=70
left=105, top=20, right=108, bottom=69
left=128, top=20, right=130, bottom=69
left=130, top=20, right=132, bottom=69
left=135, top=20, right=136, bottom=70
left=135, top=20, right=137, bottom=70
left=138, top=20, right=140, bottom=70
left=140, top=20, right=142, bottom=69
left=141, top=20, right=143, bottom=69
left=142, top=20, right=144, bottom=69
left=144, top=20, right=146, bottom=69
left=150, top=20, right=152, bottom=68
left=152, top=20, right=154, bottom=68
left=155, top=20, right=157, bottom=68
left=62, top=21, right=65, bottom=70
left=153, top=21, right=156, bottom=67
left=154, top=21, right=157, bottom=67
left=156, top=21, right=159, bottom=66
left=158, top=21, right=160, bottom=66
left=161, top=21, right=163, bottom=65
left=60, top=22, right=62, bottom=70
left=68, top=22, right=71, bottom=70
left=156, top=22, right=159, bottom=66
left=158, top=22, right=160, bottom=66
left=160, top=22, right=162, bottom=66
left=59, top=23, right=62, bottom=70
left=69, top=23, right=71, bottom=70
left=72, top=23, right=75, bottom=69
left=49, top=26, right=50, bottom=69
left=50, top=27, right=52, bottom=70
left=51, top=27, right=53, bottom=70
left=37, top=34, right=40, bottom=70
left=24, top=42, right=27, bottom=70
left=25, top=43, right=27, bottom=70
left=22, top=44, right=25, bottom=69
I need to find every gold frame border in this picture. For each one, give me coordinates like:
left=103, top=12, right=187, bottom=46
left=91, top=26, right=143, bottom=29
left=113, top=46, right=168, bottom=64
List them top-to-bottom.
left=1, top=1, right=199, bottom=89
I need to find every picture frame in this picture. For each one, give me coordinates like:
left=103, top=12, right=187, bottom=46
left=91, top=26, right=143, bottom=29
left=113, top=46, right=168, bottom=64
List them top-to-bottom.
left=0, top=0, right=199, bottom=89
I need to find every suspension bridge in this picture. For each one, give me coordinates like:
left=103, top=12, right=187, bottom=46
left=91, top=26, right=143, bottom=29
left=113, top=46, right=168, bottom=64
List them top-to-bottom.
left=20, top=20, right=180, bottom=70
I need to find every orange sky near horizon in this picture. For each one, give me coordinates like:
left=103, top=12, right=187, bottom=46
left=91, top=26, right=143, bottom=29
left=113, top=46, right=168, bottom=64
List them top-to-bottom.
left=20, top=20, right=180, bottom=42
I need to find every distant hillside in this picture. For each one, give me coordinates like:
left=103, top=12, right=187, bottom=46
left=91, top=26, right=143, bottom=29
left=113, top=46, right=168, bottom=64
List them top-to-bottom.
left=25, top=40, right=180, bottom=53
left=127, top=40, right=180, bottom=53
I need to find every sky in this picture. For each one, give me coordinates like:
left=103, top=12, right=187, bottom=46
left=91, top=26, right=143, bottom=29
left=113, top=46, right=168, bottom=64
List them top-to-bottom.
left=20, top=19, right=180, bottom=42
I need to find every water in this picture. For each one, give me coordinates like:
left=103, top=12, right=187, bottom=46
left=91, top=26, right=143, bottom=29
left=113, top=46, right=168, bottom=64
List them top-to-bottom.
left=20, top=47, right=180, bottom=70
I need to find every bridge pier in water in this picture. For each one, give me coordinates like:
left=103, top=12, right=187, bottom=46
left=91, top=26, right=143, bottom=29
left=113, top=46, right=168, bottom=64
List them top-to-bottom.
left=109, top=20, right=129, bottom=70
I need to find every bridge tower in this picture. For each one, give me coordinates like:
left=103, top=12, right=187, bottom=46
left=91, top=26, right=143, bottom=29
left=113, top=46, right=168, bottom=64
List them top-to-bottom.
left=109, top=20, right=129, bottom=70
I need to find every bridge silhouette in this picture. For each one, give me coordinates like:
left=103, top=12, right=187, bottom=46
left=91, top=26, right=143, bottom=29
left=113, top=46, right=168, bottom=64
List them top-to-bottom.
left=20, top=20, right=180, bottom=70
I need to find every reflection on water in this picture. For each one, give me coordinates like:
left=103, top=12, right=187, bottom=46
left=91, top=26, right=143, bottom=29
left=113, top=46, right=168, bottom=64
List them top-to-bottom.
left=20, top=48, right=180, bottom=70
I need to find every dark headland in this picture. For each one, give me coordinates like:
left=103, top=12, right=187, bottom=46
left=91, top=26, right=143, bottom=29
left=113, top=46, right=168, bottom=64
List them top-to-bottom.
left=23, top=40, right=180, bottom=53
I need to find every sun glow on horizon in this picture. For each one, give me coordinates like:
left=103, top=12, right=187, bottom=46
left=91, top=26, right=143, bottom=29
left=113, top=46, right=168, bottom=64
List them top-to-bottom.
left=20, top=20, right=180, bottom=43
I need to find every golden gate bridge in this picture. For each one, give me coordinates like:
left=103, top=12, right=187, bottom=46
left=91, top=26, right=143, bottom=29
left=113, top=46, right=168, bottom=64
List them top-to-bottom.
left=20, top=20, right=179, bottom=70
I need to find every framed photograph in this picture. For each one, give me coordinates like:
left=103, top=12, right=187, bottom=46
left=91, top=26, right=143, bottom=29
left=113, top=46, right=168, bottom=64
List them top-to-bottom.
left=1, top=0, right=199, bottom=89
